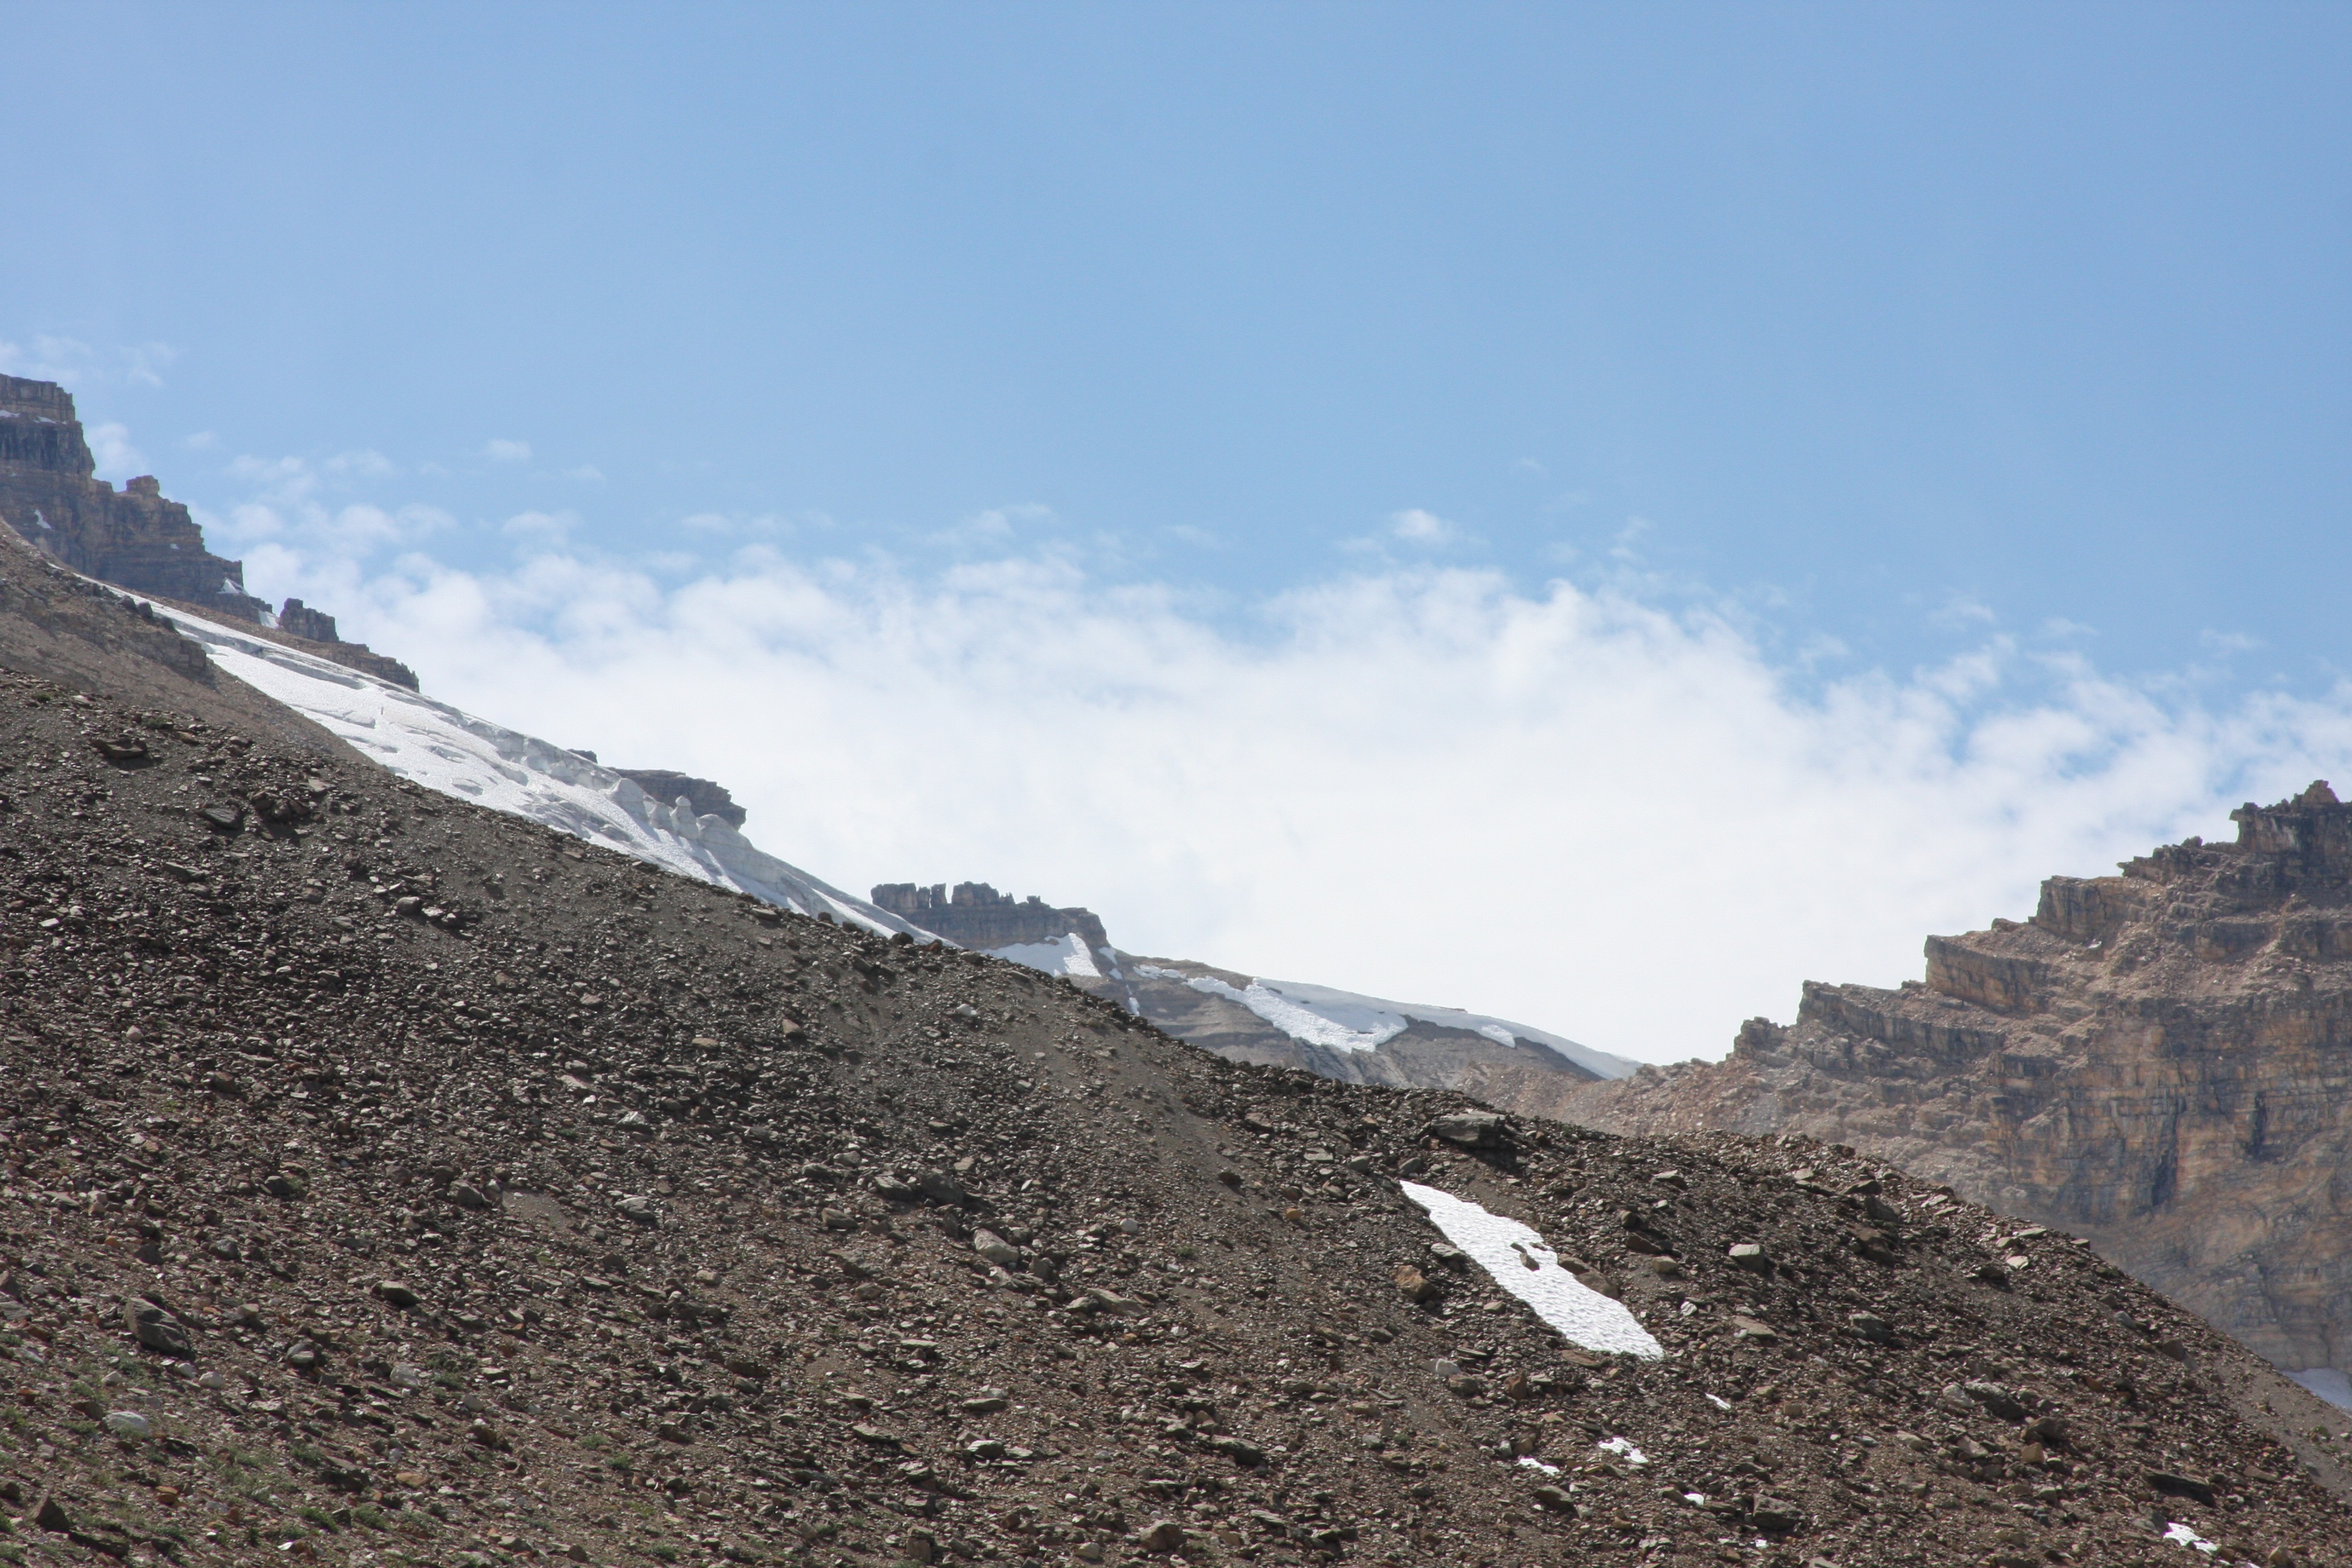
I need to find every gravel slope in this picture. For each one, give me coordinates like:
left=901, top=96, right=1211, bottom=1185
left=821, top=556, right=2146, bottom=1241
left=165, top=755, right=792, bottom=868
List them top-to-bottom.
left=1, top=590, right=2349, bottom=1568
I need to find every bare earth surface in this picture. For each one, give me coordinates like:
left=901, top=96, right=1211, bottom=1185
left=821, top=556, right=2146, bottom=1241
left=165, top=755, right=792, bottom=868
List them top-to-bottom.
left=1, top=555, right=2348, bottom=1568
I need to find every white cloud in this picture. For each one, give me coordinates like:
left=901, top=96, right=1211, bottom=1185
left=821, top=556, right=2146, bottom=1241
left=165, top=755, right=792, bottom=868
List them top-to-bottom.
left=88, top=422, right=145, bottom=481
left=183, top=431, right=218, bottom=451
left=484, top=438, right=533, bottom=463
left=565, top=465, right=607, bottom=483
left=1390, top=507, right=1454, bottom=543
left=254, top=544, right=2352, bottom=1065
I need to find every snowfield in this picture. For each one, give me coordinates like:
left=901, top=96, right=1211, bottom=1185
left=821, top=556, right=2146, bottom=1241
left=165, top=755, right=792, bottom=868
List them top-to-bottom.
left=145, top=599, right=929, bottom=938
left=1135, top=965, right=1636, bottom=1079
left=1400, top=1181, right=1664, bottom=1359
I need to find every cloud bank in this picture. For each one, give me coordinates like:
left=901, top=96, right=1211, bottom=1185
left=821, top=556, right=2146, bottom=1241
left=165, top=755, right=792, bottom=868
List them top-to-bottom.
left=232, top=537, right=2352, bottom=1063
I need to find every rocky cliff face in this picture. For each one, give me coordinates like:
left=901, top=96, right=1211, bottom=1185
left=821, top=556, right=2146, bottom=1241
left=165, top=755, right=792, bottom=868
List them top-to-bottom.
left=0, top=374, right=267, bottom=619
left=0, top=375, right=419, bottom=690
left=1553, top=783, right=2352, bottom=1400
left=873, top=879, right=1115, bottom=955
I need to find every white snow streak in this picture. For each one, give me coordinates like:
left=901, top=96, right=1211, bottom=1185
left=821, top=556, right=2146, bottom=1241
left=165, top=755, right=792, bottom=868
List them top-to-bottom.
left=142, top=599, right=926, bottom=938
left=990, top=932, right=1103, bottom=979
left=1399, top=1182, right=1665, bottom=1359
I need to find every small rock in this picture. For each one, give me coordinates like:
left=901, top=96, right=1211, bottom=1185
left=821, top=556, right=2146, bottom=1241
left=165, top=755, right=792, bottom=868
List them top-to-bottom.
left=1427, top=1110, right=1506, bottom=1148
left=450, top=1182, right=491, bottom=1210
left=615, top=1195, right=660, bottom=1226
left=972, top=1230, right=1024, bottom=1269
left=1428, top=1242, right=1472, bottom=1275
left=1727, top=1243, right=1771, bottom=1274
left=1394, top=1265, right=1441, bottom=1304
left=375, top=1279, right=420, bottom=1310
left=128, top=1300, right=193, bottom=1356
left=1847, top=1311, right=1892, bottom=1344
left=1731, top=1316, right=1777, bottom=1343
left=286, top=1339, right=321, bottom=1370
left=1961, top=1381, right=2028, bottom=1422
left=103, top=1409, right=152, bottom=1439
left=965, top=1439, right=1008, bottom=1460
left=34, top=1495, right=72, bottom=1532
left=1750, top=1496, right=1802, bottom=1532
left=1140, top=1520, right=1187, bottom=1553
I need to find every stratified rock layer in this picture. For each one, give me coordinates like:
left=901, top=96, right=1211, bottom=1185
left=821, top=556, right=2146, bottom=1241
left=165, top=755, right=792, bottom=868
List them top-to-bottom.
left=0, top=373, right=266, bottom=620
left=0, top=374, right=419, bottom=690
left=1560, top=783, right=2352, bottom=1393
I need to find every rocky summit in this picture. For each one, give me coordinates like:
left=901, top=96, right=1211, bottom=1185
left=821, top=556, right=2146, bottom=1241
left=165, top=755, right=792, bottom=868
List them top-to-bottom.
left=0, top=377, right=414, bottom=691
left=1, top=528, right=2350, bottom=1567
left=1557, top=788, right=2352, bottom=1413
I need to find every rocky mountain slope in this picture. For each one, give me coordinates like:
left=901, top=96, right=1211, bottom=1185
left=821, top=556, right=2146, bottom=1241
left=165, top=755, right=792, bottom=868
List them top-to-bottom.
left=0, top=376, right=413, bottom=690
left=3, top=552, right=2350, bottom=1568
left=1554, top=791, right=2352, bottom=1413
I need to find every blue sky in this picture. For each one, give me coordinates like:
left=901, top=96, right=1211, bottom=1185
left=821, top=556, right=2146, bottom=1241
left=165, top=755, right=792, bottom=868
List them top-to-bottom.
left=7, top=5, right=2351, bottom=1056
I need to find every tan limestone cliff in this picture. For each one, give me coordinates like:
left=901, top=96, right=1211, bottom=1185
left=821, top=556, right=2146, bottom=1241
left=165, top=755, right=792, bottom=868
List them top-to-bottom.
left=1546, top=783, right=2352, bottom=1391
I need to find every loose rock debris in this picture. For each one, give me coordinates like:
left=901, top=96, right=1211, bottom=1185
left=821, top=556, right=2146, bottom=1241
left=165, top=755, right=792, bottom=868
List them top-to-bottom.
left=0, top=660, right=2348, bottom=1567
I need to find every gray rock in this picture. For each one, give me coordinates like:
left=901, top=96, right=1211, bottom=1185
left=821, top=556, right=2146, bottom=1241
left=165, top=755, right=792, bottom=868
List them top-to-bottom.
left=1427, top=1110, right=1506, bottom=1148
left=615, top=1195, right=660, bottom=1226
left=972, top=1230, right=1023, bottom=1270
left=1728, top=1243, right=1771, bottom=1273
left=128, top=1300, right=192, bottom=1356
left=1847, top=1311, right=1892, bottom=1343
left=102, top=1409, right=152, bottom=1439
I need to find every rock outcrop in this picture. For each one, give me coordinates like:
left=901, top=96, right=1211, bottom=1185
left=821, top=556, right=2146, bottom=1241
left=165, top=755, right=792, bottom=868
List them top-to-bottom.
left=0, top=373, right=267, bottom=619
left=0, top=374, right=418, bottom=690
left=614, top=768, right=748, bottom=827
left=1555, top=784, right=2352, bottom=1402
left=874, top=879, right=1114, bottom=955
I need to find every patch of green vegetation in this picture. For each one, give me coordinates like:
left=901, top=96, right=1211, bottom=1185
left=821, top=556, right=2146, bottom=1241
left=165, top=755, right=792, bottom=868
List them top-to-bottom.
left=579, top=1432, right=606, bottom=1449
left=607, top=1455, right=633, bottom=1474
left=353, top=1505, right=388, bottom=1531
left=299, top=1506, right=342, bottom=1533
left=648, top=1546, right=681, bottom=1563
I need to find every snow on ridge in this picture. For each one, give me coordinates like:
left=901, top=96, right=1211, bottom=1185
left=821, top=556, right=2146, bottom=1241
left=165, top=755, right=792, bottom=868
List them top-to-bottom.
left=140, top=598, right=927, bottom=939
left=990, top=933, right=1103, bottom=980
left=1131, top=962, right=1633, bottom=1078
left=1134, top=964, right=1405, bottom=1053
left=1401, top=1181, right=1665, bottom=1359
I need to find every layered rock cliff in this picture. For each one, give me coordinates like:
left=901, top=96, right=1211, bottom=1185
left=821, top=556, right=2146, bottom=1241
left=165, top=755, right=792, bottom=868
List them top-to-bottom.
left=0, top=375, right=417, bottom=690
left=1552, top=783, right=2352, bottom=1400
left=872, top=879, right=1114, bottom=954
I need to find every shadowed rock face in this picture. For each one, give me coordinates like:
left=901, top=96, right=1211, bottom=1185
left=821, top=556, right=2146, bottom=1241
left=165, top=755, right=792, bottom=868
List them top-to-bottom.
left=0, top=374, right=267, bottom=620
left=0, top=376, right=419, bottom=690
left=614, top=768, right=748, bottom=828
left=1558, top=782, right=2352, bottom=1393
left=872, top=880, right=1112, bottom=954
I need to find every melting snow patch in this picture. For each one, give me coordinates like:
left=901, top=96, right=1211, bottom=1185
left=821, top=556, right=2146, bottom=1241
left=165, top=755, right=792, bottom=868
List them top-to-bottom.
left=134, top=595, right=926, bottom=938
left=992, top=933, right=1103, bottom=980
left=1138, top=967, right=1405, bottom=1053
left=1400, top=1183, right=1665, bottom=1359
left=2287, top=1368, right=2352, bottom=1410
left=1706, top=1394, right=1733, bottom=1411
left=1596, top=1437, right=1648, bottom=1466
left=1515, top=1456, right=1560, bottom=1476
left=2161, top=1523, right=2218, bottom=1555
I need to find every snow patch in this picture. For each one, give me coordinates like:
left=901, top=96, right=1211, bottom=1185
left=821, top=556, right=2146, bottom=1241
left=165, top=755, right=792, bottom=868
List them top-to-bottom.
left=138, top=596, right=927, bottom=938
left=991, top=933, right=1102, bottom=980
left=1131, top=964, right=1634, bottom=1077
left=1137, top=965, right=1404, bottom=1053
left=1399, top=1182, right=1665, bottom=1359
left=2288, top=1368, right=2352, bottom=1410
left=1596, top=1437, right=1648, bottom=1466
left=1515, top=1455, right=1560, bottom=1475
left=2161, top=1523, right=2218, bottom=1555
